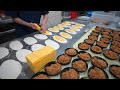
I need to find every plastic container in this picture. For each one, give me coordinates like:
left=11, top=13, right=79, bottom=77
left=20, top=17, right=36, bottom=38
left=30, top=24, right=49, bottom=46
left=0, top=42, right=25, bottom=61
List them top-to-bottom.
left=91, top=12, right=115, bottom=23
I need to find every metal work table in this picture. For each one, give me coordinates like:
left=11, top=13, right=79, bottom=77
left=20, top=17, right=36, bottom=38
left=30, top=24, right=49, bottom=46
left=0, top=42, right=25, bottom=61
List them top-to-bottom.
left=0, top=17, right=119, bottom=79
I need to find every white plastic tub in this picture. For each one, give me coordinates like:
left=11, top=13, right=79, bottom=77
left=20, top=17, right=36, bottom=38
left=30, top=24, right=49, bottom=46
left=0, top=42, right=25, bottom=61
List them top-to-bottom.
left=91, top=11, right=115, bottom=23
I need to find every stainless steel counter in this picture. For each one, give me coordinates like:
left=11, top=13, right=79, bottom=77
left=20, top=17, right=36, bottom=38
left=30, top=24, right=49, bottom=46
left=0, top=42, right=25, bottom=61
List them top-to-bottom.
left=0, top=17, right=119, bottom=79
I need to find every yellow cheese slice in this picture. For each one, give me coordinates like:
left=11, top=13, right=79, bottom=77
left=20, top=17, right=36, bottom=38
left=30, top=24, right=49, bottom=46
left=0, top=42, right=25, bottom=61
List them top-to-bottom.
left=58, top=24, right=63, bottom=27
left=48, top=28, right=59, bottom=32
left=65, top=29, right=77, bottom=34
left=43, top=31, right=52, bottom=35
left=59, top=32, right=72, bottom=39
left=53, top=35, right=67, bottom=43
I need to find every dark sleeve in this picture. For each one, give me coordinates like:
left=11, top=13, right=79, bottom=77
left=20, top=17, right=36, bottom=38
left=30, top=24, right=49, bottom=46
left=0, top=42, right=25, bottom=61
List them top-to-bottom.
left=5, top=11, right=19, bottom=18
left=41, top=11, right=49, bottom=15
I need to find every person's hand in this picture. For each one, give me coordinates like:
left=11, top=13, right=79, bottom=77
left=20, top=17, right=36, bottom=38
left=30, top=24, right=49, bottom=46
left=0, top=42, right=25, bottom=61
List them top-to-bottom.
left=29, top=22, right=36, bottom=30
left=39, top=23, right=47, bottom=33
left=41, top=25, right=47, bottom=31
left=40, top=30, right=46, bottom=33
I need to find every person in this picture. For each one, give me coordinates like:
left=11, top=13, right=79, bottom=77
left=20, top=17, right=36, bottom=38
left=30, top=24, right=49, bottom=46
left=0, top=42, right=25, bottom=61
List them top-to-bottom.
left=5, top=11, right=49, bottom=37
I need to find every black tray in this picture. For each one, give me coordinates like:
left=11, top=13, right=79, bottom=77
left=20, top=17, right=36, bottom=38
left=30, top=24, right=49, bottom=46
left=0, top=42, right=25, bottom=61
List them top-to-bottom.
left=65, top=48, right=78, bottom=57
left=77, top=51, right=92, bottom=62
left=57, top=54, right=72, bottom=65
left=91, top=56, right=108, bottom=69
left=72, top=59, right=88, bottom=72
left=44, top=61, right=62, bottom=76
left=109, top=65, right=120, bottom=79
left=88, top=66, right=109, bottom=79
left=60, top=67, right=79, bottom=79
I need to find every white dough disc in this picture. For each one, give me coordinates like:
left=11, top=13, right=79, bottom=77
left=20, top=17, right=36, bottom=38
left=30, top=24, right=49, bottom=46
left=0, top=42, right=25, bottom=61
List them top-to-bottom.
left=76, top=29, right=81, bottom=31
left=34, top=34, right=48, bottom=40
left=23, top=37, right=37, bottom=45
left=45, top=39, right=60, bottom=50
left=9, top=40, right=23, bottom=50
left=31, top=44, right=45, bottom=51
left=0, top=47, right=9, bottom=60
left=16, top=49, right=32, bottom=63
left=0, top=59, right=22, bottom=79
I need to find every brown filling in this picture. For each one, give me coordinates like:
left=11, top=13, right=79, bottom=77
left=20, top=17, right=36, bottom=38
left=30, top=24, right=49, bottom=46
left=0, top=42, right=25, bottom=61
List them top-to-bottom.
left=103, top=28, right=111, bottom=33
left=92, top=30, right=101, bottom=33
left=91, top=32, right=99, bottom=36
left=101, top=32, right=109, bottom=35
left=88, top=35, right=98, bottom=41
left=102, top=35, right=111, bottom=39
left=100, top=38, right=110, bottom=43
left=84, top=39, right=94, bottom=45
left=96, top=41, right=108, bottom=48
left=112, top=41, right=120, bottom=47
left=78, top=43, right=90, bottom=50
left=110, top=45, right=120, bottom=53
left=91, top=46, right=102, bottom=53
left=65, top=48, right=77, bottom=56
left=103, top=50, right=118, bottom=60
left=78, top=53, right=91, bottom=61
left=58, top=54, right=71, bottom=64
left=92, top=56, right=107, bottom=69
left=72, top=60, right=87, bottom=71
left=45, top=63, right=62, bottom=75
left=110, top=66, right=120, bottom=78
left=89, top=67, right=106, bottom=79
left=61, top=69, right=79, bottom=79
left=33, top=74, right=49, bottom=79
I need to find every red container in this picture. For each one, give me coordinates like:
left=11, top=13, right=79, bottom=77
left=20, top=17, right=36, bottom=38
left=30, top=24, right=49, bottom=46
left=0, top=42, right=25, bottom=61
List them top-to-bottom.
left=70, top=11, right=78, bottom=19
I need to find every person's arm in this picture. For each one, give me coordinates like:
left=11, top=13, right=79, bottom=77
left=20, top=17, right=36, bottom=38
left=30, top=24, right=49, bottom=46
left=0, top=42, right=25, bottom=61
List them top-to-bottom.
left=5, top=11, right=37, bottom=30
left=39, top=11, right=49, bottom=32
left=40, top=14, right=48, bottom=31
left=13, top=18, right=36, bottom=29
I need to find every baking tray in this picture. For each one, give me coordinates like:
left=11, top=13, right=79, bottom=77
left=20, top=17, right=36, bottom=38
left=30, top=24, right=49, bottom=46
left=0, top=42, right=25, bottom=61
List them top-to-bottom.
left=73, top=26, right=120, bottom=79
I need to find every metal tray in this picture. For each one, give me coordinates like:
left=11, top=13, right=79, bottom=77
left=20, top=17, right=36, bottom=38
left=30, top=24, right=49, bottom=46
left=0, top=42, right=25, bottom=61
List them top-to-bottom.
left=73, top=26, right=120, bottom=79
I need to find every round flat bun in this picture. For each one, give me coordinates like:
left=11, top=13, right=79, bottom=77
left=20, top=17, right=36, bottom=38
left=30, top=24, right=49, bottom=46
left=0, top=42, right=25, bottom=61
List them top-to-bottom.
left=34, top=34, right=48, bottom=40
left=23, top=37, right=37, bottom=45
left=45, top=39, right=60, bottom=50
left=9, top=40, right=23, bottom=50
left=31, top=44, right=45, bottom=51
left=0, top=47, right=9, bottom=60
left=16, top=49, right=32, bottom=63
left=0, top=59, right=22, bottom=79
